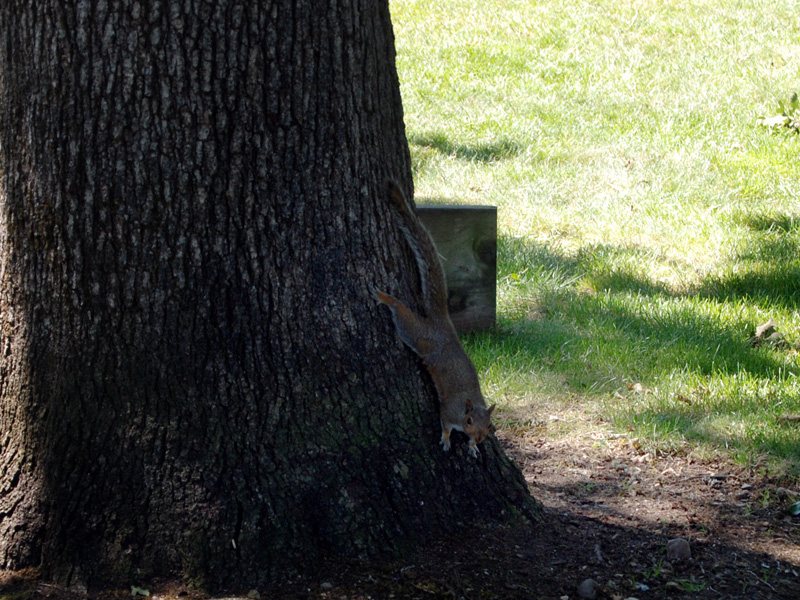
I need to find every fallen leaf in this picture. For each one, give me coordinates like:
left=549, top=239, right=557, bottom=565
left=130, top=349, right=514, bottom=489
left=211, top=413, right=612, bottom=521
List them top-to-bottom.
left=758, top=115, right=789, bottom=128
left=748, top=318, right=785, bottom=348
left=756, top=318, right=777, bottom=339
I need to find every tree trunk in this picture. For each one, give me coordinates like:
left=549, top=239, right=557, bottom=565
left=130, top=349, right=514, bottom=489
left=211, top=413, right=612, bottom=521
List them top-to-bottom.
left=0, top=0, right=540, bottom=591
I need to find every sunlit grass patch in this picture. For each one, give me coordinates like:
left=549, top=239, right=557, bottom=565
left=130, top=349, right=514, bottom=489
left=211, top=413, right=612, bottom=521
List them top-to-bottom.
left=392, top=0, right=800, bottom=477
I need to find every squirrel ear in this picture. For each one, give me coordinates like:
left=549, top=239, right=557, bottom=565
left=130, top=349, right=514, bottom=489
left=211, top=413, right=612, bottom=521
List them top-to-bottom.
left=464, top=398, right=474, bottom=414
left=487, top=404, right=496, bottom=416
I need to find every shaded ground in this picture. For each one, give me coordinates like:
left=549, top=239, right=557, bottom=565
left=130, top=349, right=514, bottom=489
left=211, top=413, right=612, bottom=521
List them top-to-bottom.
left=3, top=427, right=800, bottom=600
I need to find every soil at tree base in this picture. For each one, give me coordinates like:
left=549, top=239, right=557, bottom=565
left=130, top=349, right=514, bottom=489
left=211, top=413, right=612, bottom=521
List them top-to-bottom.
left=2, top=428, right=800, bottom=599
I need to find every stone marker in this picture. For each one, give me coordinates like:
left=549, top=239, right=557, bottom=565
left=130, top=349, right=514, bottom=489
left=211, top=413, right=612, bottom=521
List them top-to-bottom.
left=418, top=205, right=497, bottom=332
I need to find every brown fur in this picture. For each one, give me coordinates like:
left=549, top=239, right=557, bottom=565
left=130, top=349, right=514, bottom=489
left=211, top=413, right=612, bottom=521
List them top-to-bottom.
left=376, top=182, right=495, bottom=457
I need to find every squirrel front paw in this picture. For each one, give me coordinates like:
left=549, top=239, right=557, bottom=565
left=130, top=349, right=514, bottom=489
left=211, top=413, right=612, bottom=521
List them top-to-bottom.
left=440, top=428, right=452, bottom=452
left=467, top=445, right=480, bottom=458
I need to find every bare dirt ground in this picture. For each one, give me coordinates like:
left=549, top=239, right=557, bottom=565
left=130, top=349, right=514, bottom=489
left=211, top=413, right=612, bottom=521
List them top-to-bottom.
left=3, top=425, right=800, bottom=600
left=285, top=428, right=800, bottom=600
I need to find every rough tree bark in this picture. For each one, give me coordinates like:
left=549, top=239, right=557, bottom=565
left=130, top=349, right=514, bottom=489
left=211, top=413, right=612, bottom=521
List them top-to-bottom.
left=0, top=0, right=540, bottom=591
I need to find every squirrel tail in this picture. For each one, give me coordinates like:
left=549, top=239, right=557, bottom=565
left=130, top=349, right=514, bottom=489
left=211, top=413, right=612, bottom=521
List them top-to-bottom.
left=386, top=180, right=449, bottom=318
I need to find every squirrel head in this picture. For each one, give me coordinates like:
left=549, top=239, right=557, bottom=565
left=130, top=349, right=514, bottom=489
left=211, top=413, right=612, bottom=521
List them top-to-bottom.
left=462, top=398, right=495, bottom=445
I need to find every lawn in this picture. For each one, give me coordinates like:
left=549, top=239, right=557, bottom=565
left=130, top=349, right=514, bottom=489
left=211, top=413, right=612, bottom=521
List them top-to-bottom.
left=391, top=0, right=800, bottom=478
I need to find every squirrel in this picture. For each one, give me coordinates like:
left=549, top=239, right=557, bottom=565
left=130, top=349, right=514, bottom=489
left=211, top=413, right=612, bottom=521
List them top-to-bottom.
left=376, top=181, right=495, bottom=458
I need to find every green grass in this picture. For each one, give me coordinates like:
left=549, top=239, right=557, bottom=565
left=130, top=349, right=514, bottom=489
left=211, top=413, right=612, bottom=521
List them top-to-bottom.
left=391, top=0, right=800, bottom=478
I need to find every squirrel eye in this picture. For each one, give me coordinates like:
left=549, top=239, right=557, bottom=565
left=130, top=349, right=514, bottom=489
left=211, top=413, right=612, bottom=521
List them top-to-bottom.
left=467, top=417, right=474, bottom=425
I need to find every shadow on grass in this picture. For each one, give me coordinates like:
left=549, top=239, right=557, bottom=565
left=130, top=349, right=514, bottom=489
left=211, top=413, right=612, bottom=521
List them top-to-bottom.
left=409, top=131, right=523, bottom=163
left=700, top=210, right=800, bottom=309
left=736, top=211, right=799, bottom=234
left=471, top=223, right=800, bottom=472
left=494, top=228, right=798, bottom=375
left=492, top=234, right=788, bottom=377
left=622, top=405, right=800, bottom=473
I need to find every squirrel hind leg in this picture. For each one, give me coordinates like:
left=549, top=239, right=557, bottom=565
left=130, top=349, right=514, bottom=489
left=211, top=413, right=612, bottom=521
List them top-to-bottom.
left=376, top=289, right=435, bottom=357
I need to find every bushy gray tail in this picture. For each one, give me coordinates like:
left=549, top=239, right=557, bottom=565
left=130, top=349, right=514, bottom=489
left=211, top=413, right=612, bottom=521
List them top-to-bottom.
left=386, top=181, right=449, bottom=318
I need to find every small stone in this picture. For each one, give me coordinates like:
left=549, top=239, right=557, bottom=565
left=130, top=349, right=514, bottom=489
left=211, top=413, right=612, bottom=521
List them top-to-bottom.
left=666, top=537, right=692, bottom=562
left=577, top=578, right=599, bottom=600
left=320, top=582, right=333, bottom=590
left=246, top=590, right=260, bottom=600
